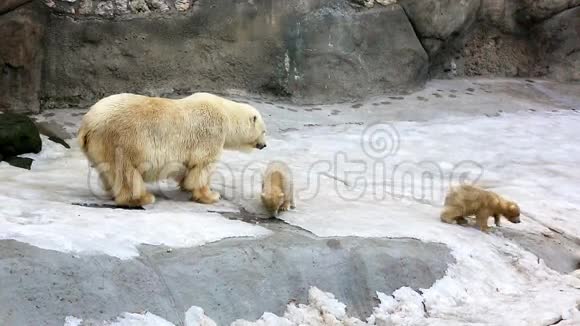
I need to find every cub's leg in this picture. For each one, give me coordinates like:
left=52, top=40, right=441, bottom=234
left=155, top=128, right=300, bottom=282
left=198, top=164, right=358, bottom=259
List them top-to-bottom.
left=181, top=162, right=220, bottom=204
left=280, top=200, right=291, bottom=211
left=476, top=209, right=492, bottom=232
left=494, top=214, right=501, bottom=227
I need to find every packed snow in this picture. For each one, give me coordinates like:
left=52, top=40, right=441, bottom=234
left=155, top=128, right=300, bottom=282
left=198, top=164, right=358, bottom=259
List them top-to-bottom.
left=1, top=80, right=579, bottom=325
left=0, top=136, right=271, bottom=259
left=65, top=286, right=580, bottom=325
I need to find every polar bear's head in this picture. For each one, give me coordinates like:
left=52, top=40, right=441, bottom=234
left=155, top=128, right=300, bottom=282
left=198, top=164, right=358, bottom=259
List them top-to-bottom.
left=225, top=103, right=267, bottom=152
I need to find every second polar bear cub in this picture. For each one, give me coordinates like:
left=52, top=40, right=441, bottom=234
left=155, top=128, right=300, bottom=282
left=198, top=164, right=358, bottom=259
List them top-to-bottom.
left=78, top=92, right=267, bottom=207
left=261, top=161, right=295, bottom=218
left=440, top=185, right=520, bottom=232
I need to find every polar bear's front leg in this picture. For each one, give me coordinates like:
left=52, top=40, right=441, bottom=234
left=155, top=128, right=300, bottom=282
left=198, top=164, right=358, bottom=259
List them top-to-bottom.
left=181, top=162, right=220, bottom=204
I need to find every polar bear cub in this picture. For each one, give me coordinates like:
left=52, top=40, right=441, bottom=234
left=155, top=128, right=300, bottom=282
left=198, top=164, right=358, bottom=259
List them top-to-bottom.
left=78, top=92, right=267, bottom=207
left=261, top=161, right=295, bottom=218
left=440, top=185, right=520, bottom=232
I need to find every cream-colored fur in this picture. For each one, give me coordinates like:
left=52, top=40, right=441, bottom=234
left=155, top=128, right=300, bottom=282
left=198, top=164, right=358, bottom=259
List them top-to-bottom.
left=78, top=92, right=267, bottom=207
left=261, top=161, right=295, bottom=218
left=440, top=185, right=521, bottom=232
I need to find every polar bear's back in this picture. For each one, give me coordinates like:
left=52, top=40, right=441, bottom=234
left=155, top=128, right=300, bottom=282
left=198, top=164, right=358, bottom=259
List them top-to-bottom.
left=79, top=93, right=228, bottom=180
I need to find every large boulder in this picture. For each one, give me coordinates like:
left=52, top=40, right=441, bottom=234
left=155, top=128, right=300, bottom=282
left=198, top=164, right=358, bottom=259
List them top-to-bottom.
left=0, top=0, right=32, bottom=15
left=41, top=0, right=428, bottom=105
left=398, top=0, right=481, bottom=55
left=480, top=0, right=579, bottom=33
left=515, top=0, right=580, bottom=24
left=0, top=1, right=47, bottom=113
left=285, top=5, right=428, bottom=102
left=534, top=7, right=580, bottom=82
left=0, top=113, right=42, bottom=161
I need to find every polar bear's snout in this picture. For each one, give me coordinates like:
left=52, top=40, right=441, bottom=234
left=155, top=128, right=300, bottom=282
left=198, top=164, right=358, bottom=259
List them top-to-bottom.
left=256, top=143, right=267, bottom=150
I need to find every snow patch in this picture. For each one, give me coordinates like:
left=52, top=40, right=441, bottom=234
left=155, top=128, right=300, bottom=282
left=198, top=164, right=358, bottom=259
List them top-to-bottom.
left=0, top=138, right=270, bottom=259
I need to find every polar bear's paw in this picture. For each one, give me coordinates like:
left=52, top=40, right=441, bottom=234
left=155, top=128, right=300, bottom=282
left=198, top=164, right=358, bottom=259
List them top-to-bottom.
left=193, top=186, right=221, bottom=204
left=115, top=192, right=156, bottom=207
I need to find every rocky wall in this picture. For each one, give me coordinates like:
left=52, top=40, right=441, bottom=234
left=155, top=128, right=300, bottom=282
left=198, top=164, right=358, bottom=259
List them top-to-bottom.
left=0, top=0, right=578, bottom=113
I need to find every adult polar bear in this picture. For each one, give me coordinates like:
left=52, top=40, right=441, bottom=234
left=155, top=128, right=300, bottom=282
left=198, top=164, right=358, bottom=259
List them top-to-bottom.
left=78, top=92, right=267, bottom=207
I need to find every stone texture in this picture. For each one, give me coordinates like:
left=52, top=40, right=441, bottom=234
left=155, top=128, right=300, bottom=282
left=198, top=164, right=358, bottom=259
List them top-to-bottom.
left=0, top=0, right=32, bottom=15
left=0, top=0, right=575, bottom=109
left=41, top=0, right=428, bottom=106
left=77, top=0, right=93, bottom=15
left=95, top=0, right=114, bottom=16
left=114, top=0, right=130, bottom=15
left=128, top=0, right=149, bottom=14
left=145, top=0, right=170, bottom=12
left=174, top=0, right=191, bottom=11
left=376, top=0, right=397, bottom=5
left=399, top=0, right=481, bottom=55
left=479, top=0, right=521, bottom=33
left=480, top=0, right=580, bottom=33
left=516, top=0, right=580, bottom=24
left=0, top=1, right=47, bottom=113
left=285, top=6, right=428, bottom=102
left=534, top=7, right=580, bottom=82
left=463, top=26, right=537, bottom=77
left=0, top=113, right=42, bottom=160
left=0, top=229, right=453, bottom=325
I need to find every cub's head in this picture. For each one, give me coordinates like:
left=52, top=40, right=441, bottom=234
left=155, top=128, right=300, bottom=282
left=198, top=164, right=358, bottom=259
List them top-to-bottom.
left=226, top=103, right=267, bottom=152
left=261, top=191, right=284, bottom=218
left=504, top=202, right=521, bottom=223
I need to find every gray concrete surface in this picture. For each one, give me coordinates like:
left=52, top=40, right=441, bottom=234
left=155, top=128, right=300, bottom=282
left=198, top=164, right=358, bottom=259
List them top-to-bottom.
left=0, top=220, right=453, bottom=326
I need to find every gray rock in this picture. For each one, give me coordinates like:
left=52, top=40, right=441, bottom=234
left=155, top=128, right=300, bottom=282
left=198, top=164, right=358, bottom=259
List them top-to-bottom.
left=0, top=0, right=32, bottom=15
left=41, top=0, right=428, bottom=106
left=77, top=0, right=93, bottom=15
left=114, top=0, right=130, bottom=15
left=128, top=0, right=149, bottom=14
left=145, top=0, right=170, bottom=12
left=174, top=0, right=191, bottom=11
left=350, top=0, right=374, bottom=8
left=376, top=0, right=397, bottom=6
left=399, top=0, right=481, bottom=55
left=479, top=0, right=520, bottom=33
left=516, top=0, right=580, bottom=24
left=0, top=1, right=48, bottom=114
left=95, top=1, right=114, bottom=16
left=286, top=5, right=428, bottom=102
left=534, top=6, right=580, bottom=82
left=462, top=26, right=536, bottom=78
left=0, top=113, right=42, bottom=160
left=35, top=120, right=72, bottom=140
left=35, top=120, right=71, bottom=148
left=4, top=156, right=33, bottom=169
left=0, top=229, right=453, bottom=325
